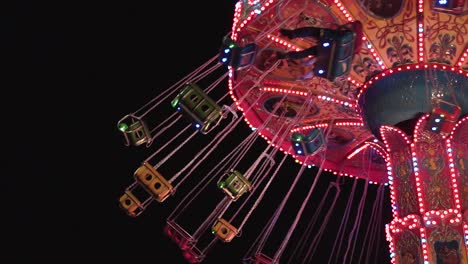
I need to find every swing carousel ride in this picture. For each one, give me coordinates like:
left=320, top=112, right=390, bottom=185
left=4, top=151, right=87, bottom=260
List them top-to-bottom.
left=116, top=0, right=467, bottom=263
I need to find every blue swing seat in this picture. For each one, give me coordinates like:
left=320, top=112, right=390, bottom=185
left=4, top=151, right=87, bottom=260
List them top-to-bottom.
left=312, top=30, right=356, bottom=81
left=219, top=36, right=257, bottom=70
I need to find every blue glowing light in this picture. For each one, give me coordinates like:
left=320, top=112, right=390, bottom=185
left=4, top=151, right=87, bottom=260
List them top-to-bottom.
left=438, top=0, right=448, bottom=5
left=323, top=42, right=330, bottom=47
left=318, top=69, right=324, bottom=74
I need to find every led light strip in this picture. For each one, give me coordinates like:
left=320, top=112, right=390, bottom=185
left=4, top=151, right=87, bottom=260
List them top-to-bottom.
left=233, top=0, right=275, bottom=36
left=333, top=0, right=354, bottom=22
left=417, top=0, right=425, bottom=62
left=266, top=34, right=301, bottom=51
left=457, top=48, right=468, bottom=68
left=357, top=63, right=468, bottom=106
left=347, top=76, right=362, bottom=87
left=261, top=87, right=356, bottom=108
left=412, top=114, right=428, bottom=215
left=450, top=116, right=468, bottom=250
left=290, top=121, right=363, bottom=133
left=380, top=125, right=412, bottom=219
left=346, top=141, right=387, bottom=161
left=346, top=143, right=369, bottom=159
left=422, top=209, right=462, bottom=228
left=389, top=214, right=420, bottom=233
left=386, top=224, right=396, bottom=263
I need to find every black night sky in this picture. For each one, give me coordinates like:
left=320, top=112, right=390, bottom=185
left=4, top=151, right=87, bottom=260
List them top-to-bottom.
left=8, top=1, right=392, bottom=263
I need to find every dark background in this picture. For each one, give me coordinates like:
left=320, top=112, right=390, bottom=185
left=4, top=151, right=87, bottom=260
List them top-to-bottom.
left=7, top=1, right=392, bottom=263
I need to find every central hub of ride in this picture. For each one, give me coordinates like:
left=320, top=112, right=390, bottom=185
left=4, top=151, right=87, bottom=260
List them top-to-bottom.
left=357, top=64, right=468, bottom=263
